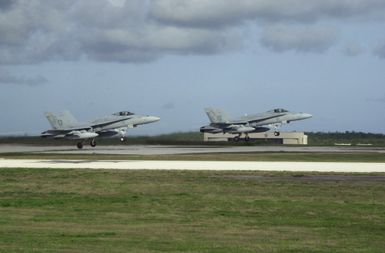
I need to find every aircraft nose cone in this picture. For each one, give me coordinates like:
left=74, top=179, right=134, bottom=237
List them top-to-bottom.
left=302, top=113, right=312, bottom=119
left=148, top=116, right=160, bottom=122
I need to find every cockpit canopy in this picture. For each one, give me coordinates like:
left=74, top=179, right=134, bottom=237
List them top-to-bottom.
left=273, top=108, right=288, bottom=113
left=113, top=111, right=134, bottom=116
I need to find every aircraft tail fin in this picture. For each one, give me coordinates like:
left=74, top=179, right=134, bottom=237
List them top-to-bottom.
left=204, top=108, right=230, bottom=123
left=44, top=111, right=78, bottom=130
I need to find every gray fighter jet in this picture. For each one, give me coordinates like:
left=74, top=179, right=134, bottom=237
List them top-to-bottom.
left=200, top=108, right=312, bottom=141
left=41, top=111, right=160, bottom=149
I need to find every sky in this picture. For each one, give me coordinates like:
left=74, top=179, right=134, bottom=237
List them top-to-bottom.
left=0, top=0, right=385, bottom=136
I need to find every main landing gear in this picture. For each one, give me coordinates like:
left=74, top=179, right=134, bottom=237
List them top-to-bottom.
left=274, top=131, right=280, bottom=136
left=233, top=134, right=250, bottom=142
left=76, top=139, right=97, bottom=149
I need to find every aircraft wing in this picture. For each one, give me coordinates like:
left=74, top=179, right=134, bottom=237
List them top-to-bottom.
left=211, top=114, right=284, bottom=126
left=233, top=114, right=284, bottom=125
left=41, top=117, right=132, bottom=139
left=47, top=117, right=131, bottom=133
left=89, top=117, right=132, bottom=129
left=41, top=129, right=69, bottom=138
left=42, top=129, right=99, bottom=140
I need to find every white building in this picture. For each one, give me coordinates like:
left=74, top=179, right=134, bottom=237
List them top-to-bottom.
left=203, top=132, right=308, bottom=145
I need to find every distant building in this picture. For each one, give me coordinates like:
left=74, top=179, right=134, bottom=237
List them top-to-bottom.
left=203, top=131, right=308, bottom=145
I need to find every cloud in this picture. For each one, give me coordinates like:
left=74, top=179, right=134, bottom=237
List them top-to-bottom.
left=0, top=0, right=384, bottom=65
left=0, top=0, right=14, bottom=11
left=0, top=0, right=240, bottom=65
left=150, top=0, right=385, bottom=27
left=81, top=25, right=241, bottom=63
left=260, top=25, right=338, bottom=53
left=373, top=40, right=385, bottom=58
left=343, top=41, right=364, bottom=57
left=0, top=69, right=48, bottom=86
left=367, top=96, right=385, bottom=103
left=161, top=102, right=175, bottom=110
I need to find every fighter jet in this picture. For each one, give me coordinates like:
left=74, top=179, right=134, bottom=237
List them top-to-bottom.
left=200, top=108, right=312, bottom=141
left=41, top=111, right=160, bottom=149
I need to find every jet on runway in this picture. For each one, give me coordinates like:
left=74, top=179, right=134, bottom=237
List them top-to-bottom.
left=200, top=108, right=312, bottom=141
left=41, top=111, right=160, bottom=149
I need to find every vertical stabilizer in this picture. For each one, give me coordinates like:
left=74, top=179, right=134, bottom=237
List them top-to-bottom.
left=204, top=108, right=230, bottom=123
left=44, top=111, right=78, bottom=129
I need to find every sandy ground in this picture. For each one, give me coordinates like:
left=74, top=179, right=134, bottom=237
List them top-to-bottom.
left=1, top=159, right=385, bottom=172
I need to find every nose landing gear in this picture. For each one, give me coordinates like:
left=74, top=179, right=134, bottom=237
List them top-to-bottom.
left=77, top=142, right=83, bottom=149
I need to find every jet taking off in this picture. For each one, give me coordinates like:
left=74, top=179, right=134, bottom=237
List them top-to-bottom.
left=200, top=108, right=312, bottom=141
left=41, top=111, right=160, bottom=149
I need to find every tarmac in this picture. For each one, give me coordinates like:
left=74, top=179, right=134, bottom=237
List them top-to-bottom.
left=0, top=144, right=385, bottom=155
left=1, top=144, right=384, bottom=173
left=0, top=159, right=385, bottom=172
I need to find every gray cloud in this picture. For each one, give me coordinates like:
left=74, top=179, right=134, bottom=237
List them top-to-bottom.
left=0, top=0, right=384, bottom=65
left=0, top=0, right=14, bottom=11
left=0, top=0, right=240, bottom=65
left=150, top=0, right=385, bottom=27
left=80, top=25, right=241, bottom=62
left=260, top=25, right=338, bottom=53
left=373, top=41, right=385, bottom=58
left=343, top=42, right=364, bottom=57
left=0, top=69, right=48, bottom=86
left=367, top=96, right=385, bottom=103
left=161, top=102, right=175, bottom=110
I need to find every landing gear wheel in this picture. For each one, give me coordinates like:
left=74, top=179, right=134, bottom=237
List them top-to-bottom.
left=274, top=131, right=280, bottom=136
left=245, top=135, right=250, bottom=142
left=233, top=136, right=240, bottom=142
left=90, top=139, right=96, bottom=147
left=77, top=142, right=83, bottom=149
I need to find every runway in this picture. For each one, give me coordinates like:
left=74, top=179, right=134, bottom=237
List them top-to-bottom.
left=0, top=144, right=384, bottom=155
left=1, top=144, right=384, bottom=172
left=1, top=159, right=385, bottom=172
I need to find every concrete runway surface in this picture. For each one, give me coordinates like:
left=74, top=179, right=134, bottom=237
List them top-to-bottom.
left=0, top=144, right=385, bottom=155
left=1, top=144, right=384, bottom=172
left=1, top=159, right=385, bottom=172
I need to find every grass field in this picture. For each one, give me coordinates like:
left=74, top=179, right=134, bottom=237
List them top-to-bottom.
left=1, top=169, right=384, bottom=252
